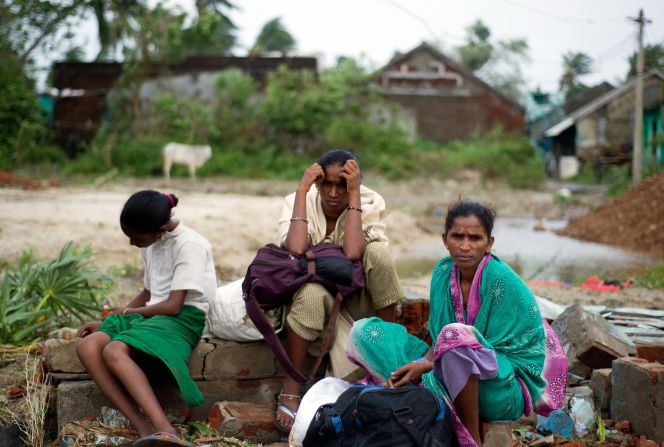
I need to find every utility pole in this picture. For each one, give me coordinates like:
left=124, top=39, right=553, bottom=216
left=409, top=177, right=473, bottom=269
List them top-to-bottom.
left=630, top=9, right=649, bottom=184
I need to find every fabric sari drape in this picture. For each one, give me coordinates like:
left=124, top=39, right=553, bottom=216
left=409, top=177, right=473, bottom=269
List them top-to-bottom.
left=347, top=254, right=567, bottom=447
left=429, top=255, right=566, bottom=417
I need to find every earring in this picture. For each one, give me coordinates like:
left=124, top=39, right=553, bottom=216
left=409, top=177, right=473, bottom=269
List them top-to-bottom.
left=160, top=232, right=165, bottom=240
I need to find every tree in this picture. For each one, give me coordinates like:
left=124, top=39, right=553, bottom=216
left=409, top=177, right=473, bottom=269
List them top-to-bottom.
left=0, top=0, right=83, bottom=63
left=250, top=17, right=296, bottom=56
left=455, top=19, right=530, bottom=102
left=456, top=19, right=493, bottom=72
left=627, top=43, right=664, bottom=78
left=559, top=51, right=592, bottom=94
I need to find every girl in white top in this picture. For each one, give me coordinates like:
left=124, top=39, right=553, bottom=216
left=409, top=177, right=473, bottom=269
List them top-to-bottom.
left=76, top=190, right=216, bottom=447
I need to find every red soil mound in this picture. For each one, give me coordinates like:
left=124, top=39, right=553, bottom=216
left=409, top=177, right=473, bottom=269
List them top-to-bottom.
left=557, top=173, right=664, bottom=256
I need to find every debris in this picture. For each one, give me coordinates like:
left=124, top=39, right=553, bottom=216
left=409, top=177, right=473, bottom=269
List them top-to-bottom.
left=557, top=173, right=664, bottom=256
left=580, top=276, right=622, bottom=293
left=551, top=304, right=635, bottom=377
left=589, top=369, right=612, bottom=416
left=206, top=401, right=281, bottom=444
left=536, top=410, right=575, bottom=438
left=481, top=422, right=513, bottom=447
left=530, top=434, right=556, bottom=446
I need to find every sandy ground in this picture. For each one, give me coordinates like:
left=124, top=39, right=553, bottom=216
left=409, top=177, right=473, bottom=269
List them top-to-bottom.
left=1, top=175, right=662, bottom=309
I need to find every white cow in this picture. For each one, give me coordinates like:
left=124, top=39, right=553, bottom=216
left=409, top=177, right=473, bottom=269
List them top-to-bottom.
left=162, top=142, right=212, bottom=180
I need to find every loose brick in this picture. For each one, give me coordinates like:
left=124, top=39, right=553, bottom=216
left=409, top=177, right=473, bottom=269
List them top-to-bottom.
left=636, top=343, right=664, bottom=365
left=207, top=401, right=280, bottom=443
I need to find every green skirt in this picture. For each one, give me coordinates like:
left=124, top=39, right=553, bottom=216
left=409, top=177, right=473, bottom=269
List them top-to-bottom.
left=99, top=305, right=205, bottom=407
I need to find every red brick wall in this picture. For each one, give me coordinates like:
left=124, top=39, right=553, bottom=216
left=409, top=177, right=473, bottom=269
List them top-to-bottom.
left=383, top=91, right=524, bottom=144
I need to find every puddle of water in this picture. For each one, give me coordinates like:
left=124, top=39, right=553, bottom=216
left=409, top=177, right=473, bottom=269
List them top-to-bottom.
left=396, top=218, right=655, bottom=283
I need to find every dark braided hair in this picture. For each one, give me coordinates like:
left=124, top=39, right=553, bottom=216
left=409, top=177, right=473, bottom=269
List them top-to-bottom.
left=120, top=190, right=178, bottom=233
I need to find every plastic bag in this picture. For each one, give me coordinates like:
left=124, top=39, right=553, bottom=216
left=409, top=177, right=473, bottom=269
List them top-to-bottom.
left=204, top=278, right=283, bottom=341
left=289, top=377, right=352, bottom=447
left=570, top=396, right=595, bottom=437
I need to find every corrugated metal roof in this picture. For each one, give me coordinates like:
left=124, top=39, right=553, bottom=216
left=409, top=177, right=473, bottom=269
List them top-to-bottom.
left=544, top=68, right=664, bottom=137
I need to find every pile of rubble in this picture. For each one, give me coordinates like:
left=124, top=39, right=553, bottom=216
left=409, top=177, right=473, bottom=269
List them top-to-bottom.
left=18, top=297, right=664, bottom=446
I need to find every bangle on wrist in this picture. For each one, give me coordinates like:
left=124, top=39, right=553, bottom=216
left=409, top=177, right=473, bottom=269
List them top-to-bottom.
left=346, top=205, right=362, bottom=213
left=290, top=216, right=308, bottom=224
left=122, top=308, right=129, bottom=316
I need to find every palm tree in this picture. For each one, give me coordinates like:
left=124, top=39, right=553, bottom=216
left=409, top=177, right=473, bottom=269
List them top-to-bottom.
left=89, top=0, right=147, bottom=60
left=250, top=17, right=295, bottom=57
left=560, top=51, right=592, bottom=91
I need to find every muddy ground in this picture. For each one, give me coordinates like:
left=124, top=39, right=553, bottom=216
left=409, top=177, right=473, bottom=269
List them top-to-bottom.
left=0, top=173, right=662, bottom=309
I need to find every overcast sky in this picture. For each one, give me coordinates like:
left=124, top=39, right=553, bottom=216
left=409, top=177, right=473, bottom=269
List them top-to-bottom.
left=70, top=0, right=664, bottom=94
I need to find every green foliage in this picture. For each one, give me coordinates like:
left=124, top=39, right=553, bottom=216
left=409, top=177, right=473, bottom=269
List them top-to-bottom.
left=251, top=17, right=295, bottom=56
left=454, top=19, right=530, bottom=102
left=456, top=19, right=493, bottom=72
left=0, top=41, right=59, bottom=169
left=627, top=44, right=664, bottom=78
left=560, top=51, right=593, bottom=94
left=79, top=61, right=541, bottom=187
left=214, top=69, right=259, bottom=143
left=441, top=128, right=544, bottom=188
left=110, top=136, right=167, bottom=177
left=0, top=242, right=111, bottom=345
left=637, top=263, right=664, bottom=289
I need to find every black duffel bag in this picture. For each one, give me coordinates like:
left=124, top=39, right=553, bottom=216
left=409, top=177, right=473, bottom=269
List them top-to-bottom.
left=303, top=383, right=456, bottom=447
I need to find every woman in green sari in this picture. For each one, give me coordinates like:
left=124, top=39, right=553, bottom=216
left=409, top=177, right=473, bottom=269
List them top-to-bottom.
left=347, top=201, right=567, bottom=447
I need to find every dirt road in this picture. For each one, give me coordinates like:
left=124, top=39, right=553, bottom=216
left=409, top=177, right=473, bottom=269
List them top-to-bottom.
left=1, top=176, right=661, bottom=309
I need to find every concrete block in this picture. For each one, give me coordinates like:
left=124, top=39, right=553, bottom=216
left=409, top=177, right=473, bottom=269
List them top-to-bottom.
left=552, top=304, right=635, bottom=377
left=43, top=338, right=85, bottom=373
left=202, top=339, right=279, bottom=380
left=189, top=340, right=216, bottom=380
left=636, top=343, right=664, bottom=364
left=612, top=357, right=664, bottom=442
left=56, top=377, right=282, bottom=433
left=57, top=380, right=188, bottom=433
left=207, top=401, right=281, bottom=443
left=481, top=422, right=512, bottom=447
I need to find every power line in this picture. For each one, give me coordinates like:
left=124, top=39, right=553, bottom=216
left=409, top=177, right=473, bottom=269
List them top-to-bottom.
left=381, top=0, right=466, bottom=43
left=493, top=0, right=624, bottom=25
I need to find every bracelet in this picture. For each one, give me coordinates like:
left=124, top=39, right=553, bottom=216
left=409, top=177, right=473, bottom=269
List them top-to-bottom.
left=347, top=205, right=363, bottom=213
left=290, top=216, right=309, bottom=224
left=122, top=308, right=129, bottom=316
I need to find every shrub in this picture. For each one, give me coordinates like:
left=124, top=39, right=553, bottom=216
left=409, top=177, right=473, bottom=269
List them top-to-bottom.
left=441, top=128, right=544, bottom=188
left=110, top=136, right=167, bottom=177
left=0, top=242, right=111, bottom=345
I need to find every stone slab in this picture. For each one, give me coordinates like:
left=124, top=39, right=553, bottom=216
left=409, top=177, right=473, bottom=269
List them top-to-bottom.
left=552, top=304, right=635, bottom=377
left=43, top=338, right=85, bottom=373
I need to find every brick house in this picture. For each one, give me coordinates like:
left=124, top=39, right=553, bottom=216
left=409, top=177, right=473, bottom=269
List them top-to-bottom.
left=371, top=42, right=525, bottom=144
